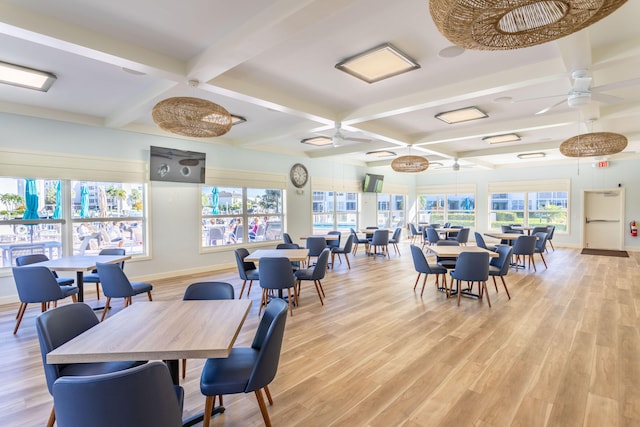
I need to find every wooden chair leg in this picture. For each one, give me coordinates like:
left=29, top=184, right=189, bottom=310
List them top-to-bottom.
left=539, top=253, right=548, bottom=269
left=345, top=254, right=351, bottom=269
left=413, top=273, right=421, bottom=291
left=420, top=274, right=428, bottom=297
left=492, top=276, right=499, bottom=292
left=501, top=276, right=511, bottom=300
left=238, top=280, right=248, bottom=299
left=313, top=280, right=324, bottom=305
left=483, top=281, right=491, bottom=307
left=96, top=283, right=101, bottom=300
left=286, top=288, right=294, bottom=316
left=258, top=289, right=267, bottom=317
left=147, top=291, right=153, bottom=301
left=71, top=294, right=77, bottom=303
left=101, top=298, right=111, bottom=321
left=13, top=303, right=27, bottom=335
left=182, top=358, right=187, bottom=379
left=264, top=385, right=273, bottom=405
left=255, top=388, right=273, bottom=427
left=203, top=395, right=215, bottom=427
left=47, top=405, right=56, bottom=427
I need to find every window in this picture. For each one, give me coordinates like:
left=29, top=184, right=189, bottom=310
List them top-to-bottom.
left=0, top=178, right=63, bottom=268
left=487, top=179, right=570, bottom=232
left=70, top=181, right=147, bottom=256
left=201, top=186, right=283, bottom=247
left=312, top=191, right=358, bottom=234
left=489, top=191, right=568, bottom=231
left=417, top=192, right=475, bottom=227
left=377, top=193, right=406, bottom=228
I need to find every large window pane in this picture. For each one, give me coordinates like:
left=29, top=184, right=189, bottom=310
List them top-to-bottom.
left=0, top=178, right=63, bottom=267
left=71, top=181, right=146, bottom=255
left=201, top=186, right=283, bottom=247
left=312, top=191, right=358, bottom=233
left=489, top=191, right=568, bottom=231
left=377, top=193, right=406, bottom=228
left=417, top=193, right=473, bottom=227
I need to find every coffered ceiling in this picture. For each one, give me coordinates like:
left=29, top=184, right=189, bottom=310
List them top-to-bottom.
left=1, top=0, right=639, bottom=171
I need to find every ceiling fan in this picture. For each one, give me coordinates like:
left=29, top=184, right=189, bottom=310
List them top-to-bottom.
left=519, top=70, right=640, bottom=115
left=331, top=123, right=371, bottom=147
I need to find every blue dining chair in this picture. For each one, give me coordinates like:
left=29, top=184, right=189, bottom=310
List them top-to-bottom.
left=408, top=223, right=421, bottom=244
left=546, top=225, right=556, bottom=251
left=389, top=227, right=402, bottom=255
left=425, top=227, right=441, bottom=247
left=350, top=228, right=369, bottom=255
left=368, top=229, right=390, bottom=258
left=326, top=230, right=341, bottom=250
left=533, top=231, right=549, bottom=269
left=474, top=232, right=497, bottom=251
left=331, top=233, right=354, bottom=269
left=512, top=235, right=537, bottom=271
left=305, top=236, right=327, bottom=266
left=435, top=240, right=459, bottom=270
left=410, top=244, right=447, bottom=297
left=488, top=245, right=513, bottom=300
left=82, top=248, right=126, bottom=300
left=234, top=248, right=259, bottom=299
left=294, top=248, right=330, bottom=305
left=449, top=251, right=490, bottom=307
left=15, top=254, right=74, bottom=286
left=258, top=257, right=297, bottom=316
left=95, top=262, right=153, bottom=321
left=12, top=266, right=78, bottom=334
left=181, top=282, right=235, bottom=379
left=200, top=298, right=288, bottom=427
left=36, top=303, right=145, bottom=427
left=52, top=361, right=183, bottom=427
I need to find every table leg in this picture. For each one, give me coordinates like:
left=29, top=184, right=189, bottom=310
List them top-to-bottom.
left=76, top=271, right=85, bottom=302
left=164, top=359, right=226, bottom=427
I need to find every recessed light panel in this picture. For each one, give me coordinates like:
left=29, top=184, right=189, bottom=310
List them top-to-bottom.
left=335, top=43, right=420, bottom=84
left=0, top=61, right=56, bottom=92
left=435, top=106, right=487, bottom=124
left=483, top=133, right=520, bottom=144
left=301, top=136, right=333, bottom=146
left=366, top=150, right=396, bottom=157
left=517, top=152, right=545, bottom=159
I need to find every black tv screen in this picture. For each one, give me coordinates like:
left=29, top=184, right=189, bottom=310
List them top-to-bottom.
left=150, top=146, right=206, bottom=183
left=363, top=173, right=384, bottom=193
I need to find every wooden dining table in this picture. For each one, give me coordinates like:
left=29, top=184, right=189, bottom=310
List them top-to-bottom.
left=299, top=234, right=339, bottom=241
left=424, top=245, right=499, bottom=258
left=244, top=248, right=308, bottom=263
left=31, top=254, right=131, bottom=302
left=47, top=299, right=252, bottom=427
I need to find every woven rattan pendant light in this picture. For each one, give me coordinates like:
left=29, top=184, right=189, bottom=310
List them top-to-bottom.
left=429, top=0, right=628, bottom=50
left=152, top=81, right=232, bottom=138
left=560, top=132, right=628, bottom=157
left=391, top=155, right=429, bottom=173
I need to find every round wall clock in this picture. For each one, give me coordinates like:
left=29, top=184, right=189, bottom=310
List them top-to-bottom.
left=290, top=163, right=308, bottom=188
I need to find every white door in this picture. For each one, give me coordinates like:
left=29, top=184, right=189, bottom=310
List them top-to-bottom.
left=583, top=189, right=624, bottom=250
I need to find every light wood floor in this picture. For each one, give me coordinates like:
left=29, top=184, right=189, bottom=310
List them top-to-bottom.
left=1, top=243, right=639, bottom=426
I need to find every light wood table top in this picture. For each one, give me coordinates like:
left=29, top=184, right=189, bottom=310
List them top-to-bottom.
left=510, top=226, right=534, bottom=234
left=484, top=232, right=537, bottom=241
left=424, top=245, right=499, bottom=258
left=245, top=248, right=309, bottom=262
left=47, top=299, right=252, bottom=364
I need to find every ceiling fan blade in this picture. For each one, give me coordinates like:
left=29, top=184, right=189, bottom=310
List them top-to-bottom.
left=591, top=77, right=640, bottom=93
left=590, top=92, right=623, bottom=104
left=513, top=93, right=565, bottom=103
left=535, top=99, right=567, bottom=115
left=344, top=137, right=371, bottom=143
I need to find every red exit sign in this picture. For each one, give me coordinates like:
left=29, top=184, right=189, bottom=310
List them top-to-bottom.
left=597, top=160, right=609, bottom=168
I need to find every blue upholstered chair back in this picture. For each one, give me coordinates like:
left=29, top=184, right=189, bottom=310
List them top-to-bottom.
left=390, top=227, right=402, bottom=242
left=426, top=228, right=440, bottom=245
left=455, top=228, right=470, bottom=244
left=370, top=229, right=389, bottom=246
left=326, top=231, right=341, bottom=249
left=474, top=232, right=489, bottom=249
left=534, top=232, right=549, bottom=253
left=283, top=233, right=293, bottom=244
left=340, top=233, right=355, bottom=253
left=512, top=235, right=537, bottom=256
left=306, top=236, right=327, bottom=257
left=410, top=244, right=434, bottom=274
left=490, top=245, right=513, bottom=276
left=98, top=248, right=126, bottom=269
left=234, top=248, right=256, bottom=280
left=309, top=249, right=330, bottom=280
left=451, top=252, right=490, bottom=282
left=15, top=254, right=49, bottom=266
left=258, top=258, right=296, bottom=291
left=96, top=262, right=135, bottom=298
left=12, top=266, right=65, bottom=303
left=183, top=282, right=234, bottom=301
left=246, top=298, right=288, bottom=392
left=35, top=303, right=100, bottom=394
left=52, top=361, right=184, bottom=427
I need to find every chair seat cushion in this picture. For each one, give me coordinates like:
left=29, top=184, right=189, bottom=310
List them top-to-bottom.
left=331, top=247, right=346, bottom=254
left=428, top=263, right=448, bottom=274
left=488, top=265, right=502, bottom=276
left=294, top=268, right=314, bottom=280
left=246, top=269, right=260, bottom=280
left=82, top=273, right=100, bottom=283
left=56, top=277, right=75, bottom=286
left=131, top=281, right=153, bottom=295
left=59, top=286, right=79, bottom=298
left=200, top=347, right=258, bottom=395
left=60, top=360, right=144, bottom=377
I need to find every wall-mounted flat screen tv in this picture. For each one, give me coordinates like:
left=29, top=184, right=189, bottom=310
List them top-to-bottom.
left=149, top=146, right=206, bottom=184
left=363, top=173, right=384, bottom=193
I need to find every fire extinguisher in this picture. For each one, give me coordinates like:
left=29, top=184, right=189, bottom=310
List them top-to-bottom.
left=631, top=221, right=638, bottom=237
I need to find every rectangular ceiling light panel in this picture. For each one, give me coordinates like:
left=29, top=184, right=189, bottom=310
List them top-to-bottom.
left=336, top=43, right=420, bottom=84
left=0, top=61, right=56, bottom=92
left=435, top=106, right=488, bottom=124
left=483, top=133, right=520, bottom=144
left=301, top=136, right=333, bottom=146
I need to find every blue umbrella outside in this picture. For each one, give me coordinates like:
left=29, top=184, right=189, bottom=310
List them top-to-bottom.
left=23, top=179, right=39, bottom=220
left=52, top=180, right=62, bottom=219
left=80, top=185, right=90, bottom=217
left=211, top=187, right=220, bottom=215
